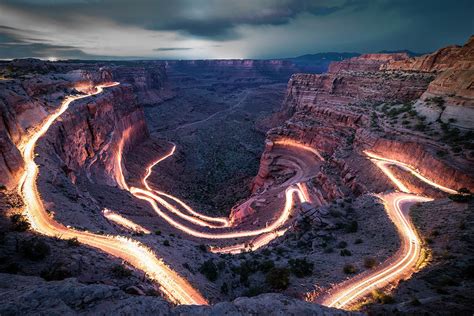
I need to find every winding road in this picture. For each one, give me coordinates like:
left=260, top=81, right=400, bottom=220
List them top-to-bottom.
left=17, top=81, right=456, bottom=310
left=17, top=83, right=208, bottom=306
left=316, top=151, right=455, bottom=309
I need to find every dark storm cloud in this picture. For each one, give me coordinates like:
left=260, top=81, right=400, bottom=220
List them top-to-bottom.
left=0, top=0, right=355, bottom=40
left=0, top=0, right=472, bottom=59
left=154, top=47, right=193, bottom=51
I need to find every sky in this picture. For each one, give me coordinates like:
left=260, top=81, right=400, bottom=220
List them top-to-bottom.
left=0, top=0, right=472, bottom=60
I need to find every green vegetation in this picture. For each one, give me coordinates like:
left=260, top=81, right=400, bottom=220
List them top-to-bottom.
left=448, top=188, right=472, bottom=202
left=10, top=214, right=30, bottom=232
left=345, top=220, right=358, bottom=233
left=154, top=230, right=161, bottom=235
left=66, top=237, right=80, bottom=247
left=20, top=238, right=51, bottom=261
left=340, top=249, right=352, bottom=256
left=363, top=257, right=377, bottom=269
left=288, top=258, right=314, bottom=278
left=199, top=259, right=218, bottom=281
left=111, top=264, right=132, bottom=278
left=343, top=264, right=357, bottom=274
left=265, top=267, right=290, bottom=290
left=371, top=289, right=395, bottom=304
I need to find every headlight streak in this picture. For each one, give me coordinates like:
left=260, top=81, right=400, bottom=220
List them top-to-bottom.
left=17, top=82, right=208, bottom=306
left=316, top=150, right=457, bottom=309
left=103, top=208, right=151, bottom=234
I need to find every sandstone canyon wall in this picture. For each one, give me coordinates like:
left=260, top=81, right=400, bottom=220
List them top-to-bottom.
left=255, top=42, right=473, bottom=197
left=0, top=60, right=169, bottom=189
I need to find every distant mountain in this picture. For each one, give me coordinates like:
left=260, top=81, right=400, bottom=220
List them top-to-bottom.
left=377, top=49, right=425, bottom=57
left=284, top=52, right=360, bottom=73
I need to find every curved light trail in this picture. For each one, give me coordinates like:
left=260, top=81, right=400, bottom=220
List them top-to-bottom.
left=17, top=83, right=208, bottom=306
left=317, top=150, right=457, bottom=309
left=365, top=151, right=458, bottom=194
left=320, top=193, right=432, bottom=308
left=103, top=208, right=151, bottom=234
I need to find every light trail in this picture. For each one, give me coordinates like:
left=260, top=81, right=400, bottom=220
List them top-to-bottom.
left=17, top=83, right=208, bottom=306
left=274, top=138, right=325, bottom=161
left=141, top=144, right=230, bottom=228
left=317, top=151, right=458, bottom=309
left=365, top=151, right=458, bottom=194
left=130, top=186, right=307, bottom=240
left=320, top=193, right=432, bottom=308
left=103, top=208, right=151, bottom=234
left=209, top=229, right=288, bottom=254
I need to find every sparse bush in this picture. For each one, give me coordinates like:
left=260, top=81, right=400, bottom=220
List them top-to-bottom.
left=0, top=184, right=6, bottom=191
left=448, top=188, right=472, bottom=202
left=10, top=214, right=30, bottom=232
left=345, top=221, right=358, bottom=233
left=155, top=230, right=161, bottom=235
left=67, top=237, right=80, bottom=247
left=20, top=238, right=50, bottom=261
left=354, top=238, right=363, bottom=244
left=163, top=240, right=170, bottom=246
left=198, top=244, right=207, bottom=252
left=340, top=249, right=352, bottom=256
left=364, top=257, right=377, bottom=269
left=288, top=258, right=314, bottom=278
left=199, top=259, right=218, bottom=281
left=259, top=260, right=275, bottom=273
left=41, top=263, right=72, bottom=281
left=111, top=264, right=132, bottom=278
left=343, top=264, right=357, bottom=274
left=266, top=267, right=290, bottom=290
left=220, top=282, right=229, bottom=294
left=371, top=289, right=394, bottom=304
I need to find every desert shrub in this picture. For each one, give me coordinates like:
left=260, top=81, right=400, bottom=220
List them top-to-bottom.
left=0, top=184, right=6, bottom=191
left=448, top=188, right=472, bottom=202
left=10, top=214, right=30, bottom=232
left=345, top=221, right=358, bottom=233
left=154, top=230, right=161, bottom=235
left=67, top=237, right=80, bottom=247
left=20, top=238, right=50, bottom=260
left=354, top=238, right=363, bottom=244
left=163, top=240, right=170, bottom=246
left=337, top=241, right=348, bottom=248
left=198, top=244, right=207, bottom=252
left=340, top=249, right=352, bottom=256
left=364, top=257, right=377, bottom=269
left=288, top=258, right=314, bottom=278
left=199, top=259, right=218, bottom=281
left=259, top=260, right=275, bottom=273
left=41, top=263, right=72, bottom=281
left=111, top=264, right=132, bottom=278
left=343, top=264, right=357, bottom=274
left=266, top=267, right=290, bottom=290
left=220, top=282, right=229, bottom=294
left=243, top=285, right=266, bottom=297
left=371, top=289, right=394, bottom=304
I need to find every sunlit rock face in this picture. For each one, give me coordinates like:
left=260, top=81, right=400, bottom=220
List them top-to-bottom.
left=383, top=36, right=474, bottom=129
left=252, top=47, right=473, bottom=212
left=0, top=60, right=169, bottom=189
left=0, top=66, right=112, bottom=189
left=45, top=84, right=149, bottom=186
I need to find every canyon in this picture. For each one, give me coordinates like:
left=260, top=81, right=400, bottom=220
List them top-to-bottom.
left=0, top=36, right=473, bottom=315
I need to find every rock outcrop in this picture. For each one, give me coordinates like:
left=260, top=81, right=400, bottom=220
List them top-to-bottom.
left=383, top=36, right=474, bottom=128
left=0, top=273, right=355, bottom=315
